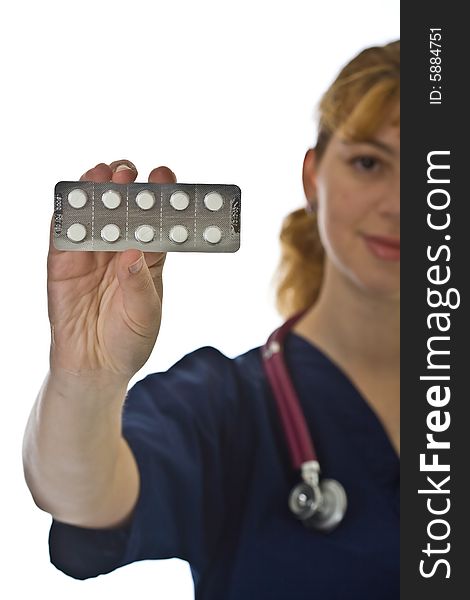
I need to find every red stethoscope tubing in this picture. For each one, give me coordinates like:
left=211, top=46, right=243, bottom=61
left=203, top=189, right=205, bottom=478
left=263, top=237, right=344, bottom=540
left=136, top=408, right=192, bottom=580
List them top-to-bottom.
left=261, top=308, right=318, bottom=471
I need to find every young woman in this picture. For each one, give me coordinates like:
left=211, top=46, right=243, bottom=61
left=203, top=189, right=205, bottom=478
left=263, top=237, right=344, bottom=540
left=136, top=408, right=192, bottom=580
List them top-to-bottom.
left=23, top=40, right=400, bottom=599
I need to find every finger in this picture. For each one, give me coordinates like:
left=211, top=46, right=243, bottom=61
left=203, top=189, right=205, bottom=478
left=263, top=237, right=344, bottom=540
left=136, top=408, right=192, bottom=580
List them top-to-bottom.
left=109, top=159, right=138, bottom=184
left=80, top=162, right=113, bottom=182
left=148, top=166, right=177, bottom=184
left=116, top=249, right=163, bottom=334
left=118, top=249, right=166, bottom=275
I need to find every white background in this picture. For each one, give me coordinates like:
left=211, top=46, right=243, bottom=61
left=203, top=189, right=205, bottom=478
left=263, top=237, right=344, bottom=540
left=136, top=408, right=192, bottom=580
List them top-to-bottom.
left=1, top=1, right=399, bottom=598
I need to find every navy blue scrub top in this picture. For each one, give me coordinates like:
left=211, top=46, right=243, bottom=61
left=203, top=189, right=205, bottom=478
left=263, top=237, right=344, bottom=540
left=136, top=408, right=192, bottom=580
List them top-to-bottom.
left=49, top=332, right=399, bottom=599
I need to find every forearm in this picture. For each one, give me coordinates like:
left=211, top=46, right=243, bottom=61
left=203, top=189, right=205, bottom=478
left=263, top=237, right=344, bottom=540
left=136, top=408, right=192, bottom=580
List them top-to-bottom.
left=22, top=369, right=139, bottom=528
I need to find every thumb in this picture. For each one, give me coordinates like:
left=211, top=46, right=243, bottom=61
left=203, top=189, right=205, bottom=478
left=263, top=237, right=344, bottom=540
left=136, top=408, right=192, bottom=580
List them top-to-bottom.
left=116, top=250, right=161, bottom=333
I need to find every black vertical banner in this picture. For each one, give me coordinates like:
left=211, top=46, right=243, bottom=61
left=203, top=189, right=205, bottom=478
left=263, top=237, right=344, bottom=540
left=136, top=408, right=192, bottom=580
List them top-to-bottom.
left=402, top=3, right=468, bottom=598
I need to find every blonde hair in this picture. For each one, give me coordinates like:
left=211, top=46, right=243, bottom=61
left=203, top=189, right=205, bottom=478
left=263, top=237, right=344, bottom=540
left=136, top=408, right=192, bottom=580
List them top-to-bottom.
left=272, top=40, right=400, bottom=319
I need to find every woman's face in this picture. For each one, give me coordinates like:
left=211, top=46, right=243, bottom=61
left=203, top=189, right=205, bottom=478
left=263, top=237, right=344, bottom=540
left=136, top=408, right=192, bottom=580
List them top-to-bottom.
left=305, top=109, right=400, bottom=299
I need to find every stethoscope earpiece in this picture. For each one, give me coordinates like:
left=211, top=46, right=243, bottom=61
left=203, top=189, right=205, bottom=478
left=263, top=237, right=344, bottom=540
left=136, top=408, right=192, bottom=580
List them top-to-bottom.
left=289, top=478, right=347, bottom=532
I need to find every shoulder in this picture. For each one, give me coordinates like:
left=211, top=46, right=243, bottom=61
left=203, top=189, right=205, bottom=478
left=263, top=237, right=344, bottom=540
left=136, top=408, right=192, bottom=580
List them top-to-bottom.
left=124, top=343, right=268, bottom=430
left=130, top=343, right=265, bottom=397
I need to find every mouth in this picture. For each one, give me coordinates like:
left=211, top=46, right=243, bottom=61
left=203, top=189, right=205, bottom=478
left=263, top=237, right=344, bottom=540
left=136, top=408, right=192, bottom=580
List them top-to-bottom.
left=363, top=234, right=400, bottom=261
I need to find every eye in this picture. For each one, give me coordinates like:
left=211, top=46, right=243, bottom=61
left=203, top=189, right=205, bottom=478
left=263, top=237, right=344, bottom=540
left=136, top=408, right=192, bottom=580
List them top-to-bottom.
left=351, top=155, right=381, bottom=172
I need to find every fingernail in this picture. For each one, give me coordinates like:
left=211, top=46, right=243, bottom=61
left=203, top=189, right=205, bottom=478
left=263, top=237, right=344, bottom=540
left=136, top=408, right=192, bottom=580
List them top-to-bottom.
left=110, top=160, right=137, bottom=173
left=115, top=164, right=133, bottom=172
left=128, top=256, right=144, bottom=274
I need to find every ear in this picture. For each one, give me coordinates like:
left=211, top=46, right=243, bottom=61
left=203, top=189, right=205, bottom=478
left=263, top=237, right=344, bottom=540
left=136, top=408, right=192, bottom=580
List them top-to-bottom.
left=302, top=148, right=318, bottom=210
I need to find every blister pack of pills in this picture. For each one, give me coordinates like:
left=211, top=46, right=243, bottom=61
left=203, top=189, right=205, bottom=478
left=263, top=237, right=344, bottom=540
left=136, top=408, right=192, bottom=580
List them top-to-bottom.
left=53, top=182, right=241, bottom=252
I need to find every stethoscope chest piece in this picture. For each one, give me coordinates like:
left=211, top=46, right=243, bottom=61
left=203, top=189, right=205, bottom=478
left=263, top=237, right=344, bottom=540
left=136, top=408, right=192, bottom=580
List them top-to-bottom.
left=288, top=473, right=347, bottom=532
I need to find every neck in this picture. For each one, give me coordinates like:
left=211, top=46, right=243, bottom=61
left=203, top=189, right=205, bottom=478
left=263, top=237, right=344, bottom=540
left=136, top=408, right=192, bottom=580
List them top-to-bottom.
left=292, top=260, right=400, bottom=457
left=292, top=261, right=400, bottom=376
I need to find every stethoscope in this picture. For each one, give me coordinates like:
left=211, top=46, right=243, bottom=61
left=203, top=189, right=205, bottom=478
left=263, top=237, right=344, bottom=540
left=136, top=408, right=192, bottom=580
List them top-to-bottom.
left=261, top=307, right=347, bottom=532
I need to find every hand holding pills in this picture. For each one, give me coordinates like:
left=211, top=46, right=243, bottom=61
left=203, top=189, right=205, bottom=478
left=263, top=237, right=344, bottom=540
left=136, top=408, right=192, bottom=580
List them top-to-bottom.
left=47, top=160, right=175, bottom=381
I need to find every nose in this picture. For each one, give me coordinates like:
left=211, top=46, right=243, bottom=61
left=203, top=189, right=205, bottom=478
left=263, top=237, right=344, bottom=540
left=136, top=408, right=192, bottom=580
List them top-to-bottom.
left=378, top=177, right=400, bottom=222
left=379, top=195, right=400, bottom=219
